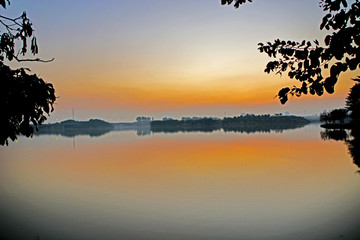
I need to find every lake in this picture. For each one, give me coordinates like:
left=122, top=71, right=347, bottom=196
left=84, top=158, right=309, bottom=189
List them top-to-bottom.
left=1, top=123, right=359, bottom=240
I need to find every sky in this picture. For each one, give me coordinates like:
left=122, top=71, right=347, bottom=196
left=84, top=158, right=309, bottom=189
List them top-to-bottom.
left=4, top=0, right=359, bottom=122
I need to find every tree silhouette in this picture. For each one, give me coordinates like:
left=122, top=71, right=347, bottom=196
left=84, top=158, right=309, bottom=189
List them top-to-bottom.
left=0, top=0, right=56, bottom=145
left=222, top=0, right=360, bottom=104
left=346, top=77, right=360, bottom=122
left=320, top=108, right=348, bottom=123
left=136, top=116, right=151, bottom=122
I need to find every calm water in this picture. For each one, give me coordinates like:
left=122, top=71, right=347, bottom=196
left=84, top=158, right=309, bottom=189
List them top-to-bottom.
left=1, top=124, right=360, bottom=240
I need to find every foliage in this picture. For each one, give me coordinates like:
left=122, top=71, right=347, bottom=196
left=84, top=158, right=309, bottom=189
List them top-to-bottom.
left=221, top=0, right=253, bottom=8
left=224, top=0, right=360, bottom=104
left=0, top=1, right=55, bottom=145
left=0, top=62, right=55, bottom=145
left=320, top=77, right=359, bottom=125
left=346, top=77, right=360, bottom=121
left=320, top=108, right=348, bottom=123
left=320, top=111, right=330, bottom=122
left=136, top=116, right=152, bottom=122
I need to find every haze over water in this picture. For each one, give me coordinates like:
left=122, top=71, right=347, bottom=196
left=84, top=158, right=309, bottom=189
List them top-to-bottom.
left=1, top=124, right=359, bottom=239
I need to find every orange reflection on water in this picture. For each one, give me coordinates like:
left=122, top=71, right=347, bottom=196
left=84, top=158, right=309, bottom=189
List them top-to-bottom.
left=1, top=130, right=360, bottom=240
left=8, top=136, right=351, bottom=196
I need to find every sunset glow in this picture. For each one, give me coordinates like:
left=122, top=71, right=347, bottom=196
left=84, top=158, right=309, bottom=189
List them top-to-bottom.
left=5, top=0, right=359, bottom=121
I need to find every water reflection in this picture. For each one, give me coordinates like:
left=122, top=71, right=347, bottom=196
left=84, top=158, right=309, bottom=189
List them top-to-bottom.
left=35, top=119, right=114, bottom=138
left=35, top=122, right=309, bottom=138
left=151, top=122, right=308, bottom=134
left=222, top=123, right=307, bottom=134
left=1, top=124, right=360, bottom=239
left=321, top=128, right=360, bottom=169
left=137, top=129, right=151, bottom=136
left=321, top=129, right=349, bottom=141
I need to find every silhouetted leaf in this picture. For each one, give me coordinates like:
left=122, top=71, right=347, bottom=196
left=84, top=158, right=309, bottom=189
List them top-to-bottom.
left=0, top=0, right=6, bottom=8
left=325, top=35, right=331, bottom=46
left=348, top=58, right=359, bottom=70
left=324, top=77, right=337, bottom=94
left=278, top=87, right=290, bottom=104
left=280, top=95, right=288, bottom=104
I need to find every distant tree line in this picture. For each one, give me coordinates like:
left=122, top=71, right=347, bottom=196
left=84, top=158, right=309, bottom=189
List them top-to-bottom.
left=151, top=114, right=310, bottom=134
left=136, top=116, right=152, bottom=122
left=37, top=119, right=113, bottom=137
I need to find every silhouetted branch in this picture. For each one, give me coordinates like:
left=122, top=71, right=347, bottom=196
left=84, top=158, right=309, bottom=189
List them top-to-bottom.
left=221, top=0, right=253, bottom=8
left=225, top=0, right=360, bottom=104
left=0, top=14, right=22, bottom=23
left=13, top=56, right=55, bottom=63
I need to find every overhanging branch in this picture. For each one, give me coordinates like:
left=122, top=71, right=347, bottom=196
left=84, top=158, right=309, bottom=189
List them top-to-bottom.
left=13, top=56, right=55, bottom=63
